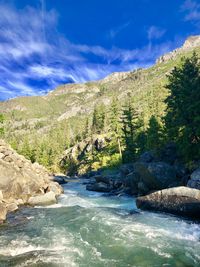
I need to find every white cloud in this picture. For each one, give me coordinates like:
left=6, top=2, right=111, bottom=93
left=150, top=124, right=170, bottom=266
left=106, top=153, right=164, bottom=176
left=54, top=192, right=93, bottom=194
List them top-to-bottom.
left=0, top=3, right=180, bottom=100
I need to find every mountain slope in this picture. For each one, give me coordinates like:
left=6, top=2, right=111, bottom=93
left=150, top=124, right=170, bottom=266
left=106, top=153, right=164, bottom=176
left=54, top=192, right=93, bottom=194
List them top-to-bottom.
left=0, top=35, right=200, bottom=171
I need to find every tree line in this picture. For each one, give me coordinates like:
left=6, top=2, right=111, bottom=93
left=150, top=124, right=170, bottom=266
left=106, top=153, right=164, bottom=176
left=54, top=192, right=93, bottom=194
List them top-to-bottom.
left=1, top=53, right=200, bottom=171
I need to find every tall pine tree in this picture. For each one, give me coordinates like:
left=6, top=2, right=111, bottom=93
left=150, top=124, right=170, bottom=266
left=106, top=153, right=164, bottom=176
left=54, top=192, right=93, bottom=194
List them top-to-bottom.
left=164, top=53, right=200, bottom=161
left=120, top=98, right=139, bottom=162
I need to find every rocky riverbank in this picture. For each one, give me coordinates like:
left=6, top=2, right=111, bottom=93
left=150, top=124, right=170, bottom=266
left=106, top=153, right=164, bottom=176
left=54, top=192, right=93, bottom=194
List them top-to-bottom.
left=0, top=139, right=63, bottom=223
left=83, top=146, right=200, bottom=219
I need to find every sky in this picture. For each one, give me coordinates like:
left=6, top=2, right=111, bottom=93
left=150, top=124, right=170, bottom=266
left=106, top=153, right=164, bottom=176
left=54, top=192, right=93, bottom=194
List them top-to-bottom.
left=0, top=0, right=200, bottom=101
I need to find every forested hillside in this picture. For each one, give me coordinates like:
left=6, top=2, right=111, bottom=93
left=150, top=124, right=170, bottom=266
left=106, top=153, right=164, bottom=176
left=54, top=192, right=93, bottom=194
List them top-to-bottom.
left=0, top=36, right=200, bottom=174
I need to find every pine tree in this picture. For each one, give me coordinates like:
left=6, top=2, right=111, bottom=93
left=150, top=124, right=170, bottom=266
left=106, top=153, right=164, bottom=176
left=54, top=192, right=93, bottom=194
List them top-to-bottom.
left=164, top=53, right=200, bottom=161
left=110, top=98, right=122, bottom=157
left=120, top=98, right=139, bottom=162
left=92, top=105, right=106, bottom=134
left=146, top=115, right=163, bottom=151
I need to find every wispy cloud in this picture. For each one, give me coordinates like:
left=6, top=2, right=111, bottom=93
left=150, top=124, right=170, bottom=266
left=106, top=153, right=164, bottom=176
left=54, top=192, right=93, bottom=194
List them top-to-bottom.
left=181, top=0, right=200, bottom=24
left=0, top=3, right=179, bottom=101
left=109, top=21, right=131, bottom=39
left=147, top=26, right=166, bottom=40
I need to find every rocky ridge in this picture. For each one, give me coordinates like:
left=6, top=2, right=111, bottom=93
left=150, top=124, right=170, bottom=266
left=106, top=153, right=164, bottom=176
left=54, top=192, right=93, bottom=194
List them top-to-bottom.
left=156, top=35, right=200, bottom=63
left=0, top=139, right=63, bottom=223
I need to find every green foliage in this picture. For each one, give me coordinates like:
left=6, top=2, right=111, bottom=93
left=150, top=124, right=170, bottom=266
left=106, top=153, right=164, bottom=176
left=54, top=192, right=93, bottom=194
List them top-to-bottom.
left=1, top=48, right=200, bottom=173
left=164, top=53, right=200, bottom=161
left=120, top=98, right=140, bottom=162
left=92, top=105, right=107, bottom=134
left=0, top=113, right=4, bottom=137
left=146, top=115, right=163, bottom=151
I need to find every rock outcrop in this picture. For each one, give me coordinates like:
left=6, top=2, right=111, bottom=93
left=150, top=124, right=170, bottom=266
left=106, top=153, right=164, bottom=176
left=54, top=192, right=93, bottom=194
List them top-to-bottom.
left=156, top=35, right=200, bottom=64
left=60, top=135, right=112, bottom=176
left=0, top=139, right=63, bottom=223
left=133, top=161, right=179, bottom=193
left=136, top=186, right=200, bottom=219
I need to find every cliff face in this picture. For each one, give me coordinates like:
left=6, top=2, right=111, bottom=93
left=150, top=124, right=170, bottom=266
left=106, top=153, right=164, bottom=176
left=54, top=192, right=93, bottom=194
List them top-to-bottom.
left=156, top=35, right=200, bottom=64
left=0, top=139, right=63, bottom=223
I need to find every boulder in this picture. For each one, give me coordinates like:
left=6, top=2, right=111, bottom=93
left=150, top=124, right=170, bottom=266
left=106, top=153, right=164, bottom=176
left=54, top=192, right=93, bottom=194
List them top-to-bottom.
left=0, top=140, right=63, bottom=208
left=139, top=151, right=155, bottom=163
left=134, top=161, right=177, bottom=191
left=120, top=164, right=134, bottom=177
left=187, top=167, right=200, bottom=190
left=123, top=171, right=140, bottom=195
left=53, top=175, right=67, bottom=185
left=94, top=175, right=111, bottom=185
left=48, top=182, right=64, bottom=196
left=86, top=182, right=111, bottom=193
left=136, top=186, right=200, bottom=219
left=28, top=191, right=57, bottom=206
left=0, top=203, right=7, bottom=223
left=6, top=203, right=18, bottom=212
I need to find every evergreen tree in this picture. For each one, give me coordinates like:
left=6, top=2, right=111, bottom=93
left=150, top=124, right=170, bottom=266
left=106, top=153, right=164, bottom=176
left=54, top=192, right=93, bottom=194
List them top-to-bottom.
left=164, top=53, right=200, bottom=160
left=109, top=98, right=122, bottom=156
left=120, top=98, right=139, bottom=162
left=92, top=105, right=106, bottom=134
left=146, top=115, right=163, bottom=151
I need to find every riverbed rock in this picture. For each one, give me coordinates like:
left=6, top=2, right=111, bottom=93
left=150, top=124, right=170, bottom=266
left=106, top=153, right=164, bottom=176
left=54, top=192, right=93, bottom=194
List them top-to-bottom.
left=134, top=161, right=177, bottom=191
left=120, top=164, right=134, bottom=178
left=187, top=167, right=200, bottom=190
left=123, top=171, right=140, bottom=195
left=48, top=182, right=64, bottom=196
left=86, top=182, right=111, bottom=193
left=136, top=186, right=200, bottom=219
left=28, top=191, right=57, bottom=206
left=0, top=203, right=7, bottom=222
left=6, top=203, right=18, bottom=212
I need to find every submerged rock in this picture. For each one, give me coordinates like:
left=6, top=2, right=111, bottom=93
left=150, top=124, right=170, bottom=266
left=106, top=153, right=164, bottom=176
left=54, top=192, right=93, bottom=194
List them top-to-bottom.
left=136, top=186, right=200, bottom=219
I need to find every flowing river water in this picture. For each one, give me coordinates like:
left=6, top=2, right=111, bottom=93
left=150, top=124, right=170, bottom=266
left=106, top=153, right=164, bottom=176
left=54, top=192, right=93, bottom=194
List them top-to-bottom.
left=0, top=179, right=200, bottom=267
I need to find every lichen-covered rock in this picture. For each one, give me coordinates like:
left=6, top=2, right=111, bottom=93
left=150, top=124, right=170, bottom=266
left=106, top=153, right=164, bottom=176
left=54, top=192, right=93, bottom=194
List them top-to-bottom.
left=136, top=186, right=200, bottom=219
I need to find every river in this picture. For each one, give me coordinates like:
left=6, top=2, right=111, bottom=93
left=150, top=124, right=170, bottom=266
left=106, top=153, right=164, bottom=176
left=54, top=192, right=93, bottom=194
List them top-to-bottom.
left=0, top=179, right=200, bottom=267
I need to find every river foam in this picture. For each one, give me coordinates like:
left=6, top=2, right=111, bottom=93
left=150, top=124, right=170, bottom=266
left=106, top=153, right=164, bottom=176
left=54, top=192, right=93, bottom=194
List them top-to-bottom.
left=0, top=180, right=200, bottom=267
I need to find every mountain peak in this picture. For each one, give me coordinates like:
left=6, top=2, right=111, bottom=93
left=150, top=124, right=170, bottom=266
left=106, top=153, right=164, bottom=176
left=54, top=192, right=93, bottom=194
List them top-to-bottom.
left=156, top=35, right=200, bottom=64
left=183, top=35, right=200, bottom=49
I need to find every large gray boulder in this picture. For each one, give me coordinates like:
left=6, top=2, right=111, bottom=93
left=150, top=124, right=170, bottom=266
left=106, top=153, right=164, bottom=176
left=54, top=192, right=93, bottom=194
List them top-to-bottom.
left=134, top=161, right=178, bottom=191
left=187, top=168, right=200, bottom=190
left=136, top=186, right=200, bottom=219
left=28, top=191, right=57, bottom=206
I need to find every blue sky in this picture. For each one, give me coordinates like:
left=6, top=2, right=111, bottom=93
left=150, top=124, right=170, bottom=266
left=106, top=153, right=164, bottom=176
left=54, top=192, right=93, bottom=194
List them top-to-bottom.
left=0, top=0, right=200, bottom=101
